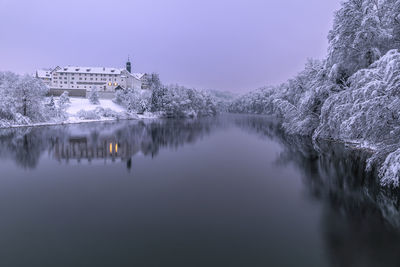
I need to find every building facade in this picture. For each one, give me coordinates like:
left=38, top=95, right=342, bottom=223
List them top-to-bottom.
left=37, top=60, right=148, bottom=98
left=35, top=69, right=52, bottom=85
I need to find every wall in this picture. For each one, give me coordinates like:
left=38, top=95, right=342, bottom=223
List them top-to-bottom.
left=49, top=89, right=87, bottom=97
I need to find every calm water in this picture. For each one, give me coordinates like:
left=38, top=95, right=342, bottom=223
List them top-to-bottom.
left=0, top=115, right=399, bottom=267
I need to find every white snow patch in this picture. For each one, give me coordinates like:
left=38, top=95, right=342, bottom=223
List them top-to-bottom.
left=65, top=98, right=125, bottom=116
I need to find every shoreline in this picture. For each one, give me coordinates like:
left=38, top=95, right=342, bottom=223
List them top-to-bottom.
left=0, top=112, right=383, bottom=155
left=0, top=114, right=160, bottom=130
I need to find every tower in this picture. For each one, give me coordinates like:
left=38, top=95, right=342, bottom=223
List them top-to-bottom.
left=126, top=56, right=132, bottom=73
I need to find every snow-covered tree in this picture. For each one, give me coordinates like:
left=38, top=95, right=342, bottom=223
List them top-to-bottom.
left=228, top=0, right=400, bottom=187
left=327, top=0, right=392, bottom=80
left=0, top=72, right=19, bottom=120
left=0, top=72, right=56, bottom=123
left=149, top=73, right=167, bottom=112
left=12, top=74, right=49, bottom=121
left=158, top=84, right=217, bottom=118
left=89, top=86, right=100, bottom=105
left=125, top=88, right=151, bottom=114
left=113, top=89, right=126, bottom=105
left=59, top=91, right=70, bottom=107
left=47, top=96, right=55, bottom=111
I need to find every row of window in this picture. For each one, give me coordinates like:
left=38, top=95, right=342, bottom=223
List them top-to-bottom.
left=56, top=73, right=118, bottom=77
left=53, top=77, right=117, bottom=82
left=54, top=82, right=118, bottom=86
left=58, top=85, right=109, bottom=90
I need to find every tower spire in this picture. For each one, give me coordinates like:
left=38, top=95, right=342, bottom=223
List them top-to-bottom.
left=126, top=55, right=132, bottom=73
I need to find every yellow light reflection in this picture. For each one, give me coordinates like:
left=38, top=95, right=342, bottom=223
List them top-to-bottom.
left=109, top=143, right=113, bottom=154
left=115, top=143, right=118, bottom=153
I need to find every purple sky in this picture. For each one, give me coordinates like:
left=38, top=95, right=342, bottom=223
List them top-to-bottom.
left=0, top=0, right=340, bottom=92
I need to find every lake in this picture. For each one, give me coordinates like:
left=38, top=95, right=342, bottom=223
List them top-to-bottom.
left=0, top=115, right=399, bottom=267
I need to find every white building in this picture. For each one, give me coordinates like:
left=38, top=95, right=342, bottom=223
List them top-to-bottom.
left=37, top=60, right=148, bottom=98
left=35, top=69, right=52, bottom=85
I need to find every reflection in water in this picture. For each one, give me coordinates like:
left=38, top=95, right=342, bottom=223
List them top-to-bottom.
left=0, top=115, right=400, bottom=266
left=234, top=115, right=400, bottom=267
left=0, top=118, right=221, bottom=170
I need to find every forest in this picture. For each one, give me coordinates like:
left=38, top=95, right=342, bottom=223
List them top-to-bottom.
left=229, top=0, right=400, bottom=187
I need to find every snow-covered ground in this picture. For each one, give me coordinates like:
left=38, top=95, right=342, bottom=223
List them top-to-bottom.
left=0, top=97, right=158, bottom=129
left=64, top=97, right=159, bottom=123
left=66, top=98, right=126, bottom=115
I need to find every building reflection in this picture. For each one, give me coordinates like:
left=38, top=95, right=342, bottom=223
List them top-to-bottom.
left=0, top=118, right=219, bottom=170
left=53, top=136, right=142, bottom=170
left=55, top=138, right=128, bottom=162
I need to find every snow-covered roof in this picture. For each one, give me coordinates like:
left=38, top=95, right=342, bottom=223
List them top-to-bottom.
left=55, top=66, right=123, bottom=75
left=36, top=69, right=52, bottom=79
left=130, top=73, right=145, bottom=80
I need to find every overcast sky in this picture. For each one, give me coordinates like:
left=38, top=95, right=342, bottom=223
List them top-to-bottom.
left=0, top=0, right=341, bottom=92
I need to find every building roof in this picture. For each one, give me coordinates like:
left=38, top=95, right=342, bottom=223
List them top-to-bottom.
left=37, top=66, right=147, bottom=81
left=55, top=66, right=123, bottom=75
left=36, top=69, right=52, bottom=79
left=130, top=73, right=145, bottom=80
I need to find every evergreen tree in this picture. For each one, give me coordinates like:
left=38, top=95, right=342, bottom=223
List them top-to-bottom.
left=89, top=86, right=100, bottom=105
left=59, top=91, right=70, bottom=107
left=47, top=96, right=55, bottom=111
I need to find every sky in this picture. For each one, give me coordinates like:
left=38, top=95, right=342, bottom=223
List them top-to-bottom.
left=0, top=0, right=341, bottom=92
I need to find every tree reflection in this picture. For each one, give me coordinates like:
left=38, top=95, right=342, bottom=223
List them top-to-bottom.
left=233, top=114, right=400, bottom=267
left=1, top=115, right=400, bottom=266
left=0, top=118, right=221, bottom=170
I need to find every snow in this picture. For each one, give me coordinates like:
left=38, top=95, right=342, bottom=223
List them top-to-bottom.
left=227, top=0, right=400, bottom=188
left=55, top=66, right=123, bottom=75
left=36, top=69, right=51, bottom=79
left=131, top=73, right=145, bottom=80
left=0, top=96, right=159, bottom=129
left=63, top=97, right=158, bottom=124
left=66, top=98, right=125, bottom=115
left=380, top=148, right=400, bottom=187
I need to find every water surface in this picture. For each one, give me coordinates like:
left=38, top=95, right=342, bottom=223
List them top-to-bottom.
left=0, top=115, right=399, bottom=267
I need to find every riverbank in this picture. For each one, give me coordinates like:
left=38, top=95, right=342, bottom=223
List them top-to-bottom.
left=0, top=97, right=160, bottom=129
